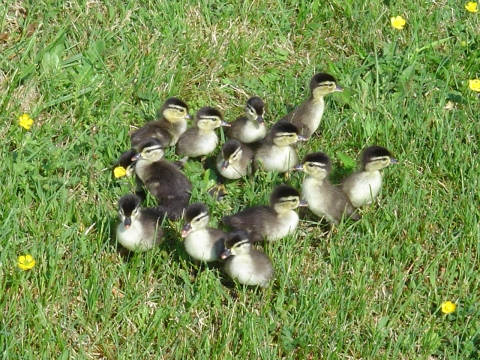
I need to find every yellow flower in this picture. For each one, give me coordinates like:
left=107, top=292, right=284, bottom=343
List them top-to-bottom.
left=465, top=2, right=478, bottom=12
left=391, top=16, right=406, bottom=30
left=469, top=79, right=480, bottom=92
left=18, top=114, right=34, bottom=130
left=114, top=166, right=127, bottom=178
left=18, top=254, right=36, bottom=270
left=441, top=301, right=456, bottom=314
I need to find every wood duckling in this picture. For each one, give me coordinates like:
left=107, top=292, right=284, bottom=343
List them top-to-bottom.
left=279, top=73, right=343, bottom=138
left=226, top=96, right=266, bottom=144
left=131, top=97, right=192, bottom=149
left=176, top=107, right=230, bottom=159
left=254, top=122, right=307, bottom=174
left=132, top=138, right=192, bottom=220
left=216, top=139, right=254, bottom=180
left=340, top=146, right=398, bottom=208
left=117, top=149, right=138, bottom=177
left=293, top=152, right=359, bottom=224
left=222, top=184, right=307, bottom=242
left=116, top=194, right=165, bottom=251
left=181, top=203, right=226, bottom=262
left=221, top=229, right=274, bottom=288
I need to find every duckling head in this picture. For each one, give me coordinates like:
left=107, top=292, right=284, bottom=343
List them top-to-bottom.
left=310, top=73, right=343, bottom=99
left=245, top=96, right=265, bottom=125
left=159, top=97, right=192, bottom=123
left=195, top=107, right=230, bottom=131
left=271, top=122, right=307, bottom=147
left=131, top=138, right=165, bottom=163
left=220, top=140, right=244, bottom=170
left=362, top=146, right=398, bottom=172
left=118, top=149, right=138, bottom=177
left=293, top=152, right=332, bottom=179
left=270, top=184, right=308, bottom=214
left=118, top=194, right=142, bottom=229
left=182, top=203, right=210, bottom=237
left=221, top=229, right=251, bottom=259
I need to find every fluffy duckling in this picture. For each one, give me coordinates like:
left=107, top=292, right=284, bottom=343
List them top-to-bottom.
left=279, top=73, right=343, bottom=138
left=131, top=97, right=192, bottom=149
left=226, top=97, right=266, bottom=143
left=176, top=107, right=230, bottom=158
left=254, top=122, right=307, bottom=173
left=132, top=138, right=192, bottom=220
left=216, top=139, right=254, bottom=180
left=340, top=146, right=398, bottom=208
left=293, top=152, right=359, bottom=224
left=222, top=184, right=307, bottom=242
left=116, top=194, right=165, bottom=251
left=181, top=203, right=226, bottom=262
left=221, top=229, right=274, bottom=288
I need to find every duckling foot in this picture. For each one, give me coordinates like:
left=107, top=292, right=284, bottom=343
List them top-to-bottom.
left=208, top=183, right=227, bottom=200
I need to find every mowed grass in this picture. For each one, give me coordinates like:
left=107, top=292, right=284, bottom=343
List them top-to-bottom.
left=1, top=0, right=479, bottom=358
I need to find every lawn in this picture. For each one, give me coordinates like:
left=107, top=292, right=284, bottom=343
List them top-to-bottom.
left=1, top=0, right=479, bottom=359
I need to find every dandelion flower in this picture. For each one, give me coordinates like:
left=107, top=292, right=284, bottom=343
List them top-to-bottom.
left=465, top=2, right=478, bottom=12
left=391, top=16, right=406, bottom=30
left=468, top=79, right=480, bottom=92
left=18, top=114, right=34, bottom=130
left=114, top=166, right=127, bottom=178
left=18, top=254, right=36, bottom=270
left=441, top=301, right=456, bottom=314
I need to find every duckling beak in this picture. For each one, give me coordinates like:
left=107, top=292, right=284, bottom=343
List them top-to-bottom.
left=334, top=85, right=344, bottom=92
left=185, top=114, right=193, bottom=120
left=257, top=116, right=265, bottom=125
left=221, top=120, right=231, bottom=127
left=297, top=135, right=308, bottom=142
left=131, top=153, right=142, bottom=161
left=390, top=158, right=399, bottom=164
left=221, top=160, right=229, bottom=170
left=292, top=164, right=304, bottom=171
left=298, top=200, right=309, bottom=207
left=124, top=218, right=132, bottom=229
left=181, top=223, right=192, bottom=237
left=220, top=248, right=232, bottom=259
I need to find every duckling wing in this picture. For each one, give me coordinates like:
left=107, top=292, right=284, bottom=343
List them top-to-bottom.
left=131, top=121, right=172, bottom=149
left=222, top=206, right=275, bottom=242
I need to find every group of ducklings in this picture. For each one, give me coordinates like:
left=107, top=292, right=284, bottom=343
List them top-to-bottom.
left=115, top=73, right=398, bottom=288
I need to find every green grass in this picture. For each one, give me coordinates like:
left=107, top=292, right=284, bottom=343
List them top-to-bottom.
left=1, top=0, right=479, bottom=358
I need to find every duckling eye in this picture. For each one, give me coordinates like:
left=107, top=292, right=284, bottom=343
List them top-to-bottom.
left=307, top=163, right=314, bottom=168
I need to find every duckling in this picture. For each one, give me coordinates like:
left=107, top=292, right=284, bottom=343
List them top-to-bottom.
left=279, top=73, right=343, bottom=138
left=131, top=97, right=192, bottom=149
left=226, top=97, right=266, bottom=143
left=176, top=107, right=230, bottom=159
left=254, top=122, right=307, bottom=173
left=132, top=138, right=192, bottom=220
left=216, top=140, right=254, bottom=180
left=340, top=146, right=398, bottom=208
left=293, top=152, right=359, bottom=224
left=222, top=184, right=307, bottom=242
left=116, top=194, right=165, bottom=251
left=181, top=203, right=225, bottom=263
left=221, top=229, right=274, bottom=288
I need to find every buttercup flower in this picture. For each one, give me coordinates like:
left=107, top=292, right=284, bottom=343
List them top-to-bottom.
left=465, top=2, right=478, bottom=12
left=391, top=16, right=406, bottom=30
left=469, top=79, right=480, bottom=92
left=18, top=114, right=34, bottom=130
left=114, top=166, right=127, bottom=178
left=18, top=254, right=36, bottom=270
left=441, top=301, right=456, bottom=314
